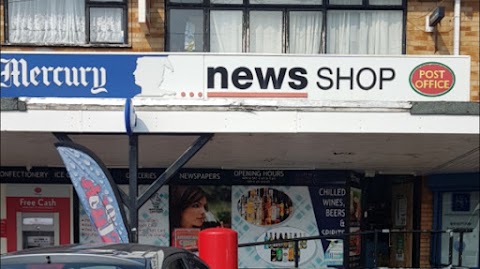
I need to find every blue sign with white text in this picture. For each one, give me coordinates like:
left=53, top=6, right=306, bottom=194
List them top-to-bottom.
left=1, top=53, right=170, bottom=98
left=310, top=186, right=346, bottom=267
left=452, top=193, right=470, bottom=212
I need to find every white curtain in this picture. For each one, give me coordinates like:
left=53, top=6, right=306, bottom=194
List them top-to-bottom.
left=8, top=0, right=85, bottom=44
left=170, top=0, right=203, bottom=3
left=210, top=0, right=243, bottom=4
left=250, top=0, right=322, bottom=4
left=329, top=0, right=361, bottom=4
left=330, top=0, right=401, bottom=5
left=370, top=0, right=402, bottom=5
left=90, top=8, right=124, bottom=43
left=210, top=10, right=243, bottom=52
left=327, top=10, right=402, bottom=55
left=249, top=11, right=283, bottom=53
left=289, top=11, right=323, bottom=54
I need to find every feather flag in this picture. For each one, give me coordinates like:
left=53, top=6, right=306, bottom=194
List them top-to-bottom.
left=55, top=142, right=129, bottom=243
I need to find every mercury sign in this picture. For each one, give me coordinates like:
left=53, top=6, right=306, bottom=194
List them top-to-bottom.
left=0, top=52, right=471, bottom=102
left=1, top=58, right=107, bottom=94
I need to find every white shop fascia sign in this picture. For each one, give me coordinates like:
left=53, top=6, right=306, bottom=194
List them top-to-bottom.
left=0, top=52, right=471, bottom=102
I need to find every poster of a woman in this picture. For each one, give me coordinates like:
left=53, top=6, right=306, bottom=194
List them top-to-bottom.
left=170, top=185, right=231, bottom=248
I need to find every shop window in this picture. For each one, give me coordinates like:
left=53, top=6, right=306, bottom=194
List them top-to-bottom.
left=5, top=0, right=127, bottom=46
left=166, top=0, right=404, bottom=54
left=168, top=9, right=204, bottom=52
left=210, top=10, right=243, bottom=52
left=326, top=10, right=402, bottom=54
left=249, top=11, right=283, bottom=53
left=289, top=11, right=323, bottom=54
left=440, top=191, right=479, bottom=268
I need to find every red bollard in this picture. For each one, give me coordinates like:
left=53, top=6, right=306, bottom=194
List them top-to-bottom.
left=198, top=228, right=238, bottom=269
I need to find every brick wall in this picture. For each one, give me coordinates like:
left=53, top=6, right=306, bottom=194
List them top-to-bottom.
left=129, top=0, right=166, bottom=51
left=407, top=0, right=480, bottom=102
left=419, top=177, right=434, bottom=268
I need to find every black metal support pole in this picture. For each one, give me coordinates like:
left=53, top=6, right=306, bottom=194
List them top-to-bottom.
left=53, top=132, right=73, bottom=142
left=137, top=133, right=213, bottom=208
left=129, top=134, right=139, bottom=243
left=373, top=229, right=378, bottom=268
left=448, top=231, right=453, bottom=266
left=458, top=231, right=464, bottom=267
left=294, top=240, right=299, bottom=268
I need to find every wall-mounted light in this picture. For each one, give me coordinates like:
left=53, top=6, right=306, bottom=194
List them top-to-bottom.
left=426, top=6, right=445, bottom=32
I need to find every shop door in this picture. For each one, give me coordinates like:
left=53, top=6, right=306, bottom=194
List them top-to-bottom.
left=389, top=182, right=414, bottom=268
left=6, top=197, right=70, bottom=252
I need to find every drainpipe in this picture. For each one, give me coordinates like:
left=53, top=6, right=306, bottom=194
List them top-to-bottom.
left=453, top=0, right=461, bottom=55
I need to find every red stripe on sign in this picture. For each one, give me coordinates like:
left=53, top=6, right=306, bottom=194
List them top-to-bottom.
left=207, top=92, right=308, bottom=98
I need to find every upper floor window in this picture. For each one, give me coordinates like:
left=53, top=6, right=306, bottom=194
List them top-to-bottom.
left=5, top=0, right=127, bottom=46
left=166, top=0, right=404, bottom=54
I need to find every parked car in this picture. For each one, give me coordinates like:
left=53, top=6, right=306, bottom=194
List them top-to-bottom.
left=0, top=243, right=209, bottom=269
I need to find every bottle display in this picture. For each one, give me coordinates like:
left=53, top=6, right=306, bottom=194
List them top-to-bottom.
left=237, top=187, right=293, bottom=226
left=256, top=227, right=315, bottom=266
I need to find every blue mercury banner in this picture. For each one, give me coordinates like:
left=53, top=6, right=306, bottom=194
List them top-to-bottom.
left=1, top=52, right=167, bottom=98
left=55, top=142, right=130, bottom=243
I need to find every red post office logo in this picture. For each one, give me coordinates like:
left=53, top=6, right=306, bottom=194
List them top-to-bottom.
left=409, top=62, right=455, bottom=97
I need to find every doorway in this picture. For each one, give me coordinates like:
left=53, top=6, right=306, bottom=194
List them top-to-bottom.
left=362, top=176, right=418, bottom=268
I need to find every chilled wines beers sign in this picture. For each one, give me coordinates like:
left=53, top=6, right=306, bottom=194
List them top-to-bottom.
left=1, top=52, right=470, bottom=101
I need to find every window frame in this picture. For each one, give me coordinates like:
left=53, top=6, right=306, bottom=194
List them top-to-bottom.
left=3, top=0, right=129, bottom=47
left=165, top=0, right=406, bottom=53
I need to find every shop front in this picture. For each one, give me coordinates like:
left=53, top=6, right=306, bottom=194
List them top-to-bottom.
left=1, top=51, right=478, bottom=268
left=0, top=167, right=358, bottom=268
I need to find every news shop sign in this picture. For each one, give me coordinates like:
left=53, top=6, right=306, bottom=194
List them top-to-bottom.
left=0, top=52, right=470, bottom=101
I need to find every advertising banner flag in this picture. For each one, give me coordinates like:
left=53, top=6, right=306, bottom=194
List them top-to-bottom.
left=55, top=142, right=129, bottom=243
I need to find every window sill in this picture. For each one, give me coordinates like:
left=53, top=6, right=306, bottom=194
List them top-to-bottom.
left=0, top=42, right=133, bottom=49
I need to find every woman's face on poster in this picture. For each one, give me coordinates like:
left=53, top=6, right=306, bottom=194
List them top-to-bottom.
left=181, top=196, right=207, bottom=228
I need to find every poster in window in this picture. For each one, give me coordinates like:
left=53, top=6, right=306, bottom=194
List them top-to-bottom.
left=80, top=184, right=170, bottom=246
left=170, top=185, right=231, bottom=248
left=233, top=185, right=330, bottom=268
left=350, top=188, right=362, bottom=227
left=394, top=195, right=407, bottom=227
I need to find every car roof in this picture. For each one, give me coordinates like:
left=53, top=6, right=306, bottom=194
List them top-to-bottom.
left=0, top=243, right=197, bottom=269
left=1, top=243, right=187, bottom=258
